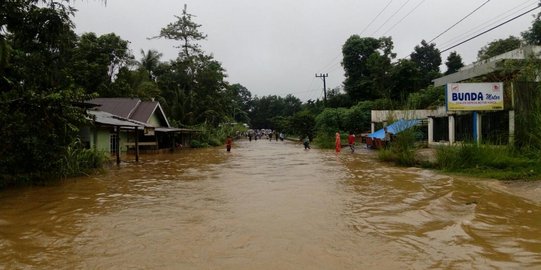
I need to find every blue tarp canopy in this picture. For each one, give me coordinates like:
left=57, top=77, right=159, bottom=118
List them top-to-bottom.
left=367, top=119, right=420, bottom=139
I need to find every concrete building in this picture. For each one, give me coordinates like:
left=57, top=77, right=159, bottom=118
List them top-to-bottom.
left=371, top=46, right=541, bottom=146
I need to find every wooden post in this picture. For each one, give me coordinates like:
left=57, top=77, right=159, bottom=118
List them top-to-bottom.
left=116, top=126, right=121, bottom=165
left=135, top=126, right=139, bottom=162
left=171, top=132, right=176, bottom=152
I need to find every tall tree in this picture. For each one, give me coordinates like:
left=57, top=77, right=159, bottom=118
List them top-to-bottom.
left=0, top=0, right=91, bottom=180
left=154, top=4, right=206, bottom=59
left=153, top=5, right=230, bottom=126
left=522, top=11, right=541, bottom=45
left=70, top=32, right=133, bottom=96
left=342, top=35, right=396, bottom=102
left=477, top=36, right=522, bottom=61
left=410, top=40, right=441, bottom=88
left=139, top=49, right=163, bottom=81
left=444, top=51, right=464, bottom=75
left=389, top=59, right=420, bottom=101
left=226, top=83, right=252, bottom=123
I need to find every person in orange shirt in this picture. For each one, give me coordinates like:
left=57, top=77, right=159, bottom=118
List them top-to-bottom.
left=335, top=132, right=341, bottom=153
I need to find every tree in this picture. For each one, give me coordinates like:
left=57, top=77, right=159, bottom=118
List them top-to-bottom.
left=0, top=0, right=93, bottom=181
left=153, top=4, right=206, bottom=59
left=152, top=5, right=232, bottom=127
left=522, top=12, right=541, bottom=45
left=71, top=32, right=133, bottom=96
left=342, top=35, right=396, bottom=102
left=477, top=36, right=522, bottom=61
left=410, top=40, right=442, bottom=88
left=139, top=49, right=163, bottom=81
left=444, top=51, right=464, bottom=75
left=389, top=59, right=420, bottom=102
left=225, top=83, right=252, bottom=123
left=326, top=87, right=353, bottom=108
left=289, top=110, right=316, bottom=139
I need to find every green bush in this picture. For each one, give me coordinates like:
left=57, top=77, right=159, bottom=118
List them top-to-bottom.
left=377, top=128, right=418, bottom=166
left=313, top=131, right=336, bottom=149
left=59, top=139, right=109, bottom=178
left=190, top=139, right=208, bottom=148
left=434, top=143, right=541, bottom=180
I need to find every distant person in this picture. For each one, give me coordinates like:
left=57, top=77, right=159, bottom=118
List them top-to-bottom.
left=383, top=127, right=393, bottom=148
left=275, top=131, right=279, bottom=141
left=348, top=131, right=356, bottom=153
left=279, top=132, right=285, bottom=141
left=335, top=132, right=341, bottom=153
left=226, top=135, right=233, bottom=152
left=303, top=136, right=311, bottom=150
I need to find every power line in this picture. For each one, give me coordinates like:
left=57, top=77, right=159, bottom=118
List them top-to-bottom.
left=317, top=0, right=403, bottom=75
left=360, top=0, right=395, bottom=36
left=371, top=0, right=412, bottom=36
left=382, top=0, right=427, bottom=36
left=428, top=0, right=491, bottom=44
left=438, top=0, right=537, bottom=49
left=317, top=1, right=395, bottom=73
left=440, top=3, right=541, bottom=53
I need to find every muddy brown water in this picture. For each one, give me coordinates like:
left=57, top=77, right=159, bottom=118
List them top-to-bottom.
left=1, top=139, right=540, bottom=269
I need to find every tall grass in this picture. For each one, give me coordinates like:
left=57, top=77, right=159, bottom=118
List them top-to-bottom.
left=377, top=128, right=419, bottom=166
left=59, top=139, right=109, bottom=178
left=434, top=143, right=540, bottom=180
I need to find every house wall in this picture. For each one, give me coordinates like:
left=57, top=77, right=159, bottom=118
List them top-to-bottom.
left=148, top=114, right=162, bottom=127
left=82, top=127, right=131, bottom=153
left=95, top=128, right=112, bottom=152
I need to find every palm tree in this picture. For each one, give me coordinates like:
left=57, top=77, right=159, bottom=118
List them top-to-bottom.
left=139, top=49, right=163, bottom=81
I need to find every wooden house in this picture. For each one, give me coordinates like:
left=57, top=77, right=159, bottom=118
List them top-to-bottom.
left=80, top=98, right=196, bottom=162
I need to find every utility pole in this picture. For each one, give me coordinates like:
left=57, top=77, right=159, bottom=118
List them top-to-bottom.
left=315, top=73, right=328, bottom=106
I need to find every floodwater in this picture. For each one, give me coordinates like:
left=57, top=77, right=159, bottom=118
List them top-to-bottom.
left=1, top=139, right=540, bottom=269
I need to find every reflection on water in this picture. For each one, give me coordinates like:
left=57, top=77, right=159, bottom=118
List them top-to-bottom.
left=0, top=140, right=540, bottom=269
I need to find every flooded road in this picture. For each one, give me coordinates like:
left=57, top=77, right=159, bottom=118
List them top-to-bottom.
left=1, top=139, right=540, bottom=269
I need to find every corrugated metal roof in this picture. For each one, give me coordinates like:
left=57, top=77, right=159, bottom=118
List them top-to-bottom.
left=88, top=98, right=171, bottom=128
left=89, top=98, right=141, bottom=118
left=131, top=101, right=157, bottom=123
left=87, top=110, right=150, bottom=128
left=155, top=127, right=198, bottom=133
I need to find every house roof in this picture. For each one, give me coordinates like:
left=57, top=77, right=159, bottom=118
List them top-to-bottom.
left=88, top=98, right=171, bottom=128
left=89, top=98, right=140, bottom=118
left=87, top=110, right=150, bottom=128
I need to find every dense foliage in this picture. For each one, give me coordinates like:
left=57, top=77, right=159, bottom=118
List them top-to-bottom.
left=0, top=0, right=99, bottom=184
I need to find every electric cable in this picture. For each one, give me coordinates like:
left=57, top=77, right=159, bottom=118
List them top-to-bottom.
left=360, top=0, right=395, bottom=36
left=371, top=0, right=412, bottom=36
left=382, top=0, right=427, bottom=36
left=428, top=0, right=491, bottom=44
left=438, top=0, right=537, bottom=49
left=440, top=3, right=541, bottom=53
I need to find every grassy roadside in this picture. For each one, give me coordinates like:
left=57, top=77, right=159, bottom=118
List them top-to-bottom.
left=374, top=125, right=541, bottom=180
left=378, top=140, right=541, bottom=181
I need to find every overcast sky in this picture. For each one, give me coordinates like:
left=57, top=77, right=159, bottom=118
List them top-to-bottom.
left=71, top=0, right=540, bottom=101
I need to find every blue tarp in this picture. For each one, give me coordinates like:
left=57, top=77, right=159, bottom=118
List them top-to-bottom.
left=367, top=119, right=420, bottom=139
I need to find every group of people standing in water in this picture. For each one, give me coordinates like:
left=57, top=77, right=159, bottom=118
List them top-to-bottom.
left=226, top=130, right=359, bottom=154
